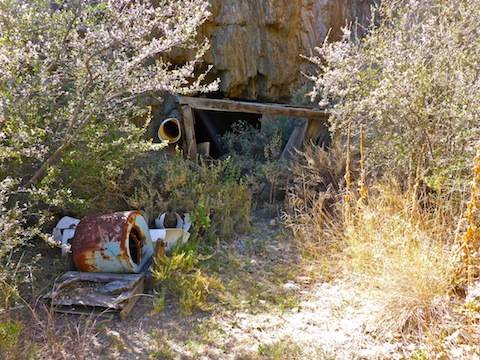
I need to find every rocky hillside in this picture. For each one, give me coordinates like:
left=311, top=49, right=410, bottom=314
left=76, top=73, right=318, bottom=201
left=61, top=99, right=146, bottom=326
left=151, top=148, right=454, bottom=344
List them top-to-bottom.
left=194, top=0, right=375, bottom=101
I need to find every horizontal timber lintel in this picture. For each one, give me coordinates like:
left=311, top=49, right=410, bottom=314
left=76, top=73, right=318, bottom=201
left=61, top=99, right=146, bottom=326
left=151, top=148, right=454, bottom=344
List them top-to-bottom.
left=178, top=96, right=329, bottom=119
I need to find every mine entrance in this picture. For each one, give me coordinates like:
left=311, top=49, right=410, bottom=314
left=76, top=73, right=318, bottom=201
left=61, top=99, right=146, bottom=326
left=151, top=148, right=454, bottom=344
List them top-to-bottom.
left=178, top=96, right=330, bottom=160
left=194, top=109, right=261, bottom=158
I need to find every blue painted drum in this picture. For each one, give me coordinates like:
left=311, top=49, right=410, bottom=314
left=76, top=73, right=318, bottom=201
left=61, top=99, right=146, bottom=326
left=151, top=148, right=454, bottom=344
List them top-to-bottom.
left=71, top=211, right=153, bottom=273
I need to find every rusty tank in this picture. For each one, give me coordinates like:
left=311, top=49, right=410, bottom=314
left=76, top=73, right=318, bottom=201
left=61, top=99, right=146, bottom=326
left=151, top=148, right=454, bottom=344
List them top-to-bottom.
left=71, top=211, right=153, bottom=273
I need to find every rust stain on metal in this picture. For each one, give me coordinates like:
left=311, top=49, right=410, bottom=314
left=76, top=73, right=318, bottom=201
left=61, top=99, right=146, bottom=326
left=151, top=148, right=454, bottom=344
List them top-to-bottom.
left=71, top=211, right=153, bottom=273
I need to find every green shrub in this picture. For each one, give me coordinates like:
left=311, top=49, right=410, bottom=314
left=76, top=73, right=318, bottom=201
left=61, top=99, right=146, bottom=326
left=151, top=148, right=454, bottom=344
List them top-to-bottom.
left=0, top=0, right=216, bottom=271
left=307, top=0, right=480, bottom=193
left=220, top=118, right=291, bottom=202
left=124, top=153, right=252, bottom=241
left=0, top=179, right=42, bottom=288
left=152, top=247, right=224, bottom=315
left=0, top=319, right=22, bottom=358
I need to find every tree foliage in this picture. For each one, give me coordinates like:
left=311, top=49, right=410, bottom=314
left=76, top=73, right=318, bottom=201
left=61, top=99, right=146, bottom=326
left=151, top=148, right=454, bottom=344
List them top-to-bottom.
left=0, top=0, right=216, bottom=280
left=308, top=0, right=480, bottom=189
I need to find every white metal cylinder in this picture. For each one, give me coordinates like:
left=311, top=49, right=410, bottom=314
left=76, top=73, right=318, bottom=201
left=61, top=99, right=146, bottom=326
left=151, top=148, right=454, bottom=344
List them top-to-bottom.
left=158, top=117, right=181, bottom=143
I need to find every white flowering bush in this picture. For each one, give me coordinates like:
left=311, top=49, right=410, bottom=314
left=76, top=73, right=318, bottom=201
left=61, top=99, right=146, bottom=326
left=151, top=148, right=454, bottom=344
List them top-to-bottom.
left=0, top=0, right=216, bottom=282
left=308, top=0, right=480, bottom=190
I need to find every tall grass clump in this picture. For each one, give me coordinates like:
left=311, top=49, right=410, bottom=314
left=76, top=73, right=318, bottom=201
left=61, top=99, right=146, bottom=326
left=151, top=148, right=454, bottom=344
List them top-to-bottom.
left=285, top=140, right=460, bottom=337
left=455, top=143, right=480, bottom=287
left=284, top=144, right=346, bottom=275
left=343, top=180, right=458, bottom=336
left=152, top=246, right=224, bottom=315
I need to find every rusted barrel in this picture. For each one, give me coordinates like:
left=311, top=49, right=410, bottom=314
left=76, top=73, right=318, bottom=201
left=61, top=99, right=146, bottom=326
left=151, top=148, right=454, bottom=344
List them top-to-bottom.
left=71, top=211, right=153, bottom=273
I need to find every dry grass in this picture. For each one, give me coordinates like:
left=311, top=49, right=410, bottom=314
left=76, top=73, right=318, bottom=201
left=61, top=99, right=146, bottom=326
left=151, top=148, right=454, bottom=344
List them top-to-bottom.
left=455, top=143, right=480, bottom=286
left=284, top=144, right=346, bottom=278
left=285, top=145, right=462, bottom=339
left=343, top=181, right=458, bottom=336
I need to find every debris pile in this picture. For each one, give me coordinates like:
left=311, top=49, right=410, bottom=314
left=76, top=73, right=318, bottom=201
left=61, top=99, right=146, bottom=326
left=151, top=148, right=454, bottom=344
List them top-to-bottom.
left=47, top=210, right=191, bottom=318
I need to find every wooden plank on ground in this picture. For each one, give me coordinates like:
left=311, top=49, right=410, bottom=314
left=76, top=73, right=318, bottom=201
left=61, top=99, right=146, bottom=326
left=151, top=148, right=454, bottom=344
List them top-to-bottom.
left=178, top=96, right=329, bottom=119
left=45, top=271, right=145, bottom=320
left=59, top=271, right=143, bottom=283
left=119, top=280, right=145, bottom=320
left=54, top=293, right=120, bottom=308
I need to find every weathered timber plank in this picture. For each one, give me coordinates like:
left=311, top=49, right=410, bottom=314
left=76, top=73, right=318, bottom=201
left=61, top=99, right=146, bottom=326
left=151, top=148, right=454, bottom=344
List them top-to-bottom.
left=178, top=96, right=329, bottom=119
left=181, top=105, right=197, bottom=160
left=281, top=118, right=309, bottom=161
left=46, top=271, right=145, bottom=320
left=60, top=271, right=143, bottom=283
left=99, top=280, right=135, bottom=295
left=119, top=280, right=144, bottom=320
left=54, top=293, right=121, bottom=309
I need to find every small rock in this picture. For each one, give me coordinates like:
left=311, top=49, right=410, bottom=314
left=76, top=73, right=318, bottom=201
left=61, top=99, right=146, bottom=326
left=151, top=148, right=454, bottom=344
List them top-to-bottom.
left=269, top=219, right=276, bottom=228
left=265, top=244, right=279, bottom=253
left=283, top=282, right=299, bottom=291
left=107, top=330, right=121, bottom=339
left=405, top=343, right=416, bottom=352
left=449, top=347, right=465, bottom=359
left=359, top=349, right=376, bottom=359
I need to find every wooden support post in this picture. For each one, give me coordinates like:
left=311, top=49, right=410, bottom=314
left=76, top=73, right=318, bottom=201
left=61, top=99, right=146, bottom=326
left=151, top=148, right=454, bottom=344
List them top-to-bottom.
left=181, top=105, right=197, bottom=160
left=280, top=118, right=308, bottom=161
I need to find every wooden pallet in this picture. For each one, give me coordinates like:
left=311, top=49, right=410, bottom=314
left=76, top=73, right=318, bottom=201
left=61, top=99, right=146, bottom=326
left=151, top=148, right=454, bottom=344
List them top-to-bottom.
left=44, top=271, right=144, bottom=320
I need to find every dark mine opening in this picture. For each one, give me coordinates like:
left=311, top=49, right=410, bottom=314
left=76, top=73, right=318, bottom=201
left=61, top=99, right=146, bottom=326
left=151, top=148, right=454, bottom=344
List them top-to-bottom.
left=194, top=109, right=262, bottom=158
left=128, top=228, right=142, bottom=265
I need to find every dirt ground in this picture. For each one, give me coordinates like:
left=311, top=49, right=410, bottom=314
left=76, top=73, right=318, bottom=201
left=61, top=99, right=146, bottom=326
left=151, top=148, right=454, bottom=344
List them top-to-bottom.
left=30, top=213, right=479, bottom=360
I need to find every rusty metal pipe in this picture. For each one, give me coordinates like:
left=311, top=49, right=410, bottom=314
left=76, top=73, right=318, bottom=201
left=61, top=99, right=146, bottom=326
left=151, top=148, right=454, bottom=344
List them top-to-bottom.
left=158, top=117, right=181, bottom=143
left=71, top=211, right=153, bottom=273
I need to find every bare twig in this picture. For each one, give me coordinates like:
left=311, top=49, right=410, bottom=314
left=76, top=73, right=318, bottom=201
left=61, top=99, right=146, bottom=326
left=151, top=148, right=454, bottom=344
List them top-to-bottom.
left=344, top=119, right=352, bottom=225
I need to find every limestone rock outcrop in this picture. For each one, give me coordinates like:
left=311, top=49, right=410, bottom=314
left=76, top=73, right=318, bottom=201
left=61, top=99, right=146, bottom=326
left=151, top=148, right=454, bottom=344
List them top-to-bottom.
left=194, top=0, right=375, bottom=101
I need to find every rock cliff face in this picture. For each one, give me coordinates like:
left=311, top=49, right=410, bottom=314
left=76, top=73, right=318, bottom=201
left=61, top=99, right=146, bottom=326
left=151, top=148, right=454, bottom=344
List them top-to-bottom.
left=195, top=0, right=375, bottom=102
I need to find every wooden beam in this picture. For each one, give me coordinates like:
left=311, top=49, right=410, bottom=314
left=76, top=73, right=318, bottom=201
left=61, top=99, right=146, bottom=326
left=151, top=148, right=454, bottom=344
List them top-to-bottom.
left=178, top=96, right=329, bottom=119
left=180, top=105, right=197, bottom=160
left=281, top=118, right=309, bottom=161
